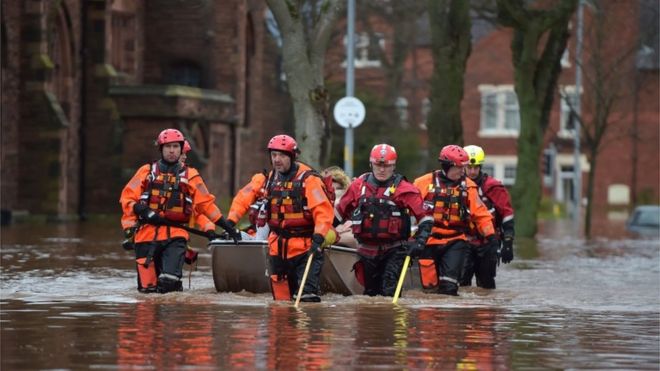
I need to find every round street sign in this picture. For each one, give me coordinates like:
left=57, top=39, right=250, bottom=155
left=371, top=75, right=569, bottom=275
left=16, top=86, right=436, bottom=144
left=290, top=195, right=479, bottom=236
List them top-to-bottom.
left=333, top=96, right=366, bottom=128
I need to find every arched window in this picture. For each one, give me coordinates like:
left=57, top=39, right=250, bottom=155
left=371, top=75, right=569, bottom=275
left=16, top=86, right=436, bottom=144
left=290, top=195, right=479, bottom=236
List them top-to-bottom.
left=46, top=4, right=74, bottom=121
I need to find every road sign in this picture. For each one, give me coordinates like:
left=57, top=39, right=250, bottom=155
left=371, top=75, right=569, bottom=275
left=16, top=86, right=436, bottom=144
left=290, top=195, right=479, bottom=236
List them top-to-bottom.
left=333, top=96, right=366, bottom=128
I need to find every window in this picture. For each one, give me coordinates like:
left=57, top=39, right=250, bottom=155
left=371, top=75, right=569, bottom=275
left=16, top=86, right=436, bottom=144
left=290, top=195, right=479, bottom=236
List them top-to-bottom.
left=111, top=12, right=136, bottom=75
left=343, top=32, right=384, bottom=68
left=561, top=48, right=571, bottom=68
left=166, top=61, right=202, bottom=87
left=478, top=85, right=520, bottom=137
left=559, top=86, right=580, bottom=138
left=395, top=97, right=408, bottom=126
left=420, top=98, right=430, bottom=130
left=481, top=164, right=495, bottom=176
left=503, top=165, right=516, bottom=185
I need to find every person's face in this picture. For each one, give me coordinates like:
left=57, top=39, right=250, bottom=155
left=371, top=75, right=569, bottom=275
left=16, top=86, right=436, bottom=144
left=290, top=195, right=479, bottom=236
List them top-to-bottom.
left=162, top=142, right=182, bottom=163
left=270, top=151, right=292, bottom=173
left=371, top=162, right=395, bottom=182
left=446, top=165, right=465, bottom=181
left=466, top=165, right=481, bottom=179
left=333, top=182, right=346, bottom=205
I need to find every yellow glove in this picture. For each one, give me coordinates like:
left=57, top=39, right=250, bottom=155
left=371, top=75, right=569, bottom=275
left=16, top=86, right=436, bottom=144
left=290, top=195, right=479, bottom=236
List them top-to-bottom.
left=322, top=228, right=338, bottom=247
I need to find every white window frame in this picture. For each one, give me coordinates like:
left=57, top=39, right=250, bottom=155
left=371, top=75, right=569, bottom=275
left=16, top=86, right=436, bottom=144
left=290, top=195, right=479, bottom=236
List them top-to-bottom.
left=342, top=32, right=384, bottom=69
left=478, top=85, right=520, bottom=138
left=558, top=85, right=582, bottom=139
left=395, top=96, right=409, bottom=126
left=420, top=97, right=430, bottom=130
left=477, top=156, right=517, bottom=186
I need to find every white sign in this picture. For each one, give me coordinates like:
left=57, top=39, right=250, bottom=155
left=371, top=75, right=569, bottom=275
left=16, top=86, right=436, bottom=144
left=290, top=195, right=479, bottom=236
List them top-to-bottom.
left=333, top=96, right=366, bottom=128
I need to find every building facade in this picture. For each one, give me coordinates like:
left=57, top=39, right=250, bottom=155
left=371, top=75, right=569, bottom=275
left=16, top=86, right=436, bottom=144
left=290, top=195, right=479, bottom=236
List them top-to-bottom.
left=1, top=0, right=291, bottom=220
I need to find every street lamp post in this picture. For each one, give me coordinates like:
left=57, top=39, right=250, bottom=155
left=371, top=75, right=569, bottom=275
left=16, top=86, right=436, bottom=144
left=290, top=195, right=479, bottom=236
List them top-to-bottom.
left=344, top=0, right=356, bottom=177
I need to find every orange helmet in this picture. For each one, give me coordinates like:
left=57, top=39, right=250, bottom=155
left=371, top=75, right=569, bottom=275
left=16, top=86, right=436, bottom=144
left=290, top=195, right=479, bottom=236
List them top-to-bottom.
left=156, top=129, right=185, bottom=146
left=267, top=134, right=299, bottom=158
left=182, top=140, right=192, bottom=154
left=369, top=144, right=397, bottom=165
left=438, top=145, right=469, bottom=167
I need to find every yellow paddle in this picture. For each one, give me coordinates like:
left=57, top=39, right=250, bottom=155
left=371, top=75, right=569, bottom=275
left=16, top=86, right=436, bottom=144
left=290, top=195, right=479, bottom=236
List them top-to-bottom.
left=294, top=253, right=315, bottom=308
left=392, top=255, right=411, bottom=304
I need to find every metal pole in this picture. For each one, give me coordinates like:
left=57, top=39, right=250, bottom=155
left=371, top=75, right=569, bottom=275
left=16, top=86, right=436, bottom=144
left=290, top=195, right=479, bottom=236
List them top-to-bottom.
left=344, top=0, right=356, bottom=177
left=573, top=0, right=584, bottom=223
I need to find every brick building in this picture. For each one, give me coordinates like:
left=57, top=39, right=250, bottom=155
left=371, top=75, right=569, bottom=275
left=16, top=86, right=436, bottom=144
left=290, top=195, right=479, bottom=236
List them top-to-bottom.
left=1, top=0, right=291, bottom=221
left=325, top=1, right=659, bottom=211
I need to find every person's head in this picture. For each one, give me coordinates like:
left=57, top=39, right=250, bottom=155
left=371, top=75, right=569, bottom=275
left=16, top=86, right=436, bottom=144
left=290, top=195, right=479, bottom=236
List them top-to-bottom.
left=156, top=128, right=185, bottom=164
left=267, top=134, right=299, bottom=174
left=179, top=140, right=192, bottom=165
left=369, top=144, right=397, bottom=182
left=438, top=145, right=469, bottom=181
left=463, top=145, right=485, bottom=180
left=322, top=166, right=351, bottom=201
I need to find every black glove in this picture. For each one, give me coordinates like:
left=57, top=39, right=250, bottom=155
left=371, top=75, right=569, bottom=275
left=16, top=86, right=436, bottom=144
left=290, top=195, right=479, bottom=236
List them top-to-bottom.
left=133, top=203, right=162, bottom=225
left=215, top=217, right=241, bottom=243
left=122, top=227, right=135, bottom=251
left=206, top=231, right=222, bottom=241
left=310, top=233, right=325, bottom=256
left=501, top=237, right=514, bottom=264
left=406, top=240, right=424, bottom=257
left=184, top=248, right=199, bottom=265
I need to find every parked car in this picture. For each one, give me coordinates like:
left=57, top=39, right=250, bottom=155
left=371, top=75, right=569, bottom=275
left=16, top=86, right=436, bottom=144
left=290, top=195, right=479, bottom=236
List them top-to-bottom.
left=626, top=205, right=660, bottom=238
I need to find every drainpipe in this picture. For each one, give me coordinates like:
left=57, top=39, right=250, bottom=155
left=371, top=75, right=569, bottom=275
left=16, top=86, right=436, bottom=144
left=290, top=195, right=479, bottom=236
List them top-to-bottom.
left=78, top=0, right=87, bottom=220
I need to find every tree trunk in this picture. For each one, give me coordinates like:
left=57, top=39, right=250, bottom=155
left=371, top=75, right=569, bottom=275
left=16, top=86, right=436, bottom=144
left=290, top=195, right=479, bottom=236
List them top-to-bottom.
left=266, top=0, right=343, bottom=169
left=426, top=0, right=471, bottom=163
left=498, top=0, right=577, bottom=237
left=584, top=148, right=598, bottom=239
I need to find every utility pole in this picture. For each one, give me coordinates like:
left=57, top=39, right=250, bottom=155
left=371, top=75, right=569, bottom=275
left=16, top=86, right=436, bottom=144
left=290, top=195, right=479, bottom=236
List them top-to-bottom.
left=344, top=0, right=356, bottom=177
left=573, top=0, right=584, bottom=224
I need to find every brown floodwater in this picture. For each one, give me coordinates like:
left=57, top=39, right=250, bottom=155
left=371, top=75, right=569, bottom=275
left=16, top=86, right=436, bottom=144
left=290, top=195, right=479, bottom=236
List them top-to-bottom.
left=1, top=217, right=658, bottom=370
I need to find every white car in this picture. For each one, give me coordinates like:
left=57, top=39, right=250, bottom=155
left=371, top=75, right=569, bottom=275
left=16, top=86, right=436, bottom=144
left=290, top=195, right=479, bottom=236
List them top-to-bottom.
left=626, top=205, right=660, bottom=238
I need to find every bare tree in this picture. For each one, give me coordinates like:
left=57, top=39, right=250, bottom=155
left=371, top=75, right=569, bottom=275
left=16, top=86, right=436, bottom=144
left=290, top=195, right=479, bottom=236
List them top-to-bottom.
left=266, top=0, right=344, bottom=168
left=357, top=0, right=427, bottom=113
left=426, top=0, right=472, bottom=155
left=496, top=0, right=578, bottom=237
left=564, top=1, right=655, bottom=238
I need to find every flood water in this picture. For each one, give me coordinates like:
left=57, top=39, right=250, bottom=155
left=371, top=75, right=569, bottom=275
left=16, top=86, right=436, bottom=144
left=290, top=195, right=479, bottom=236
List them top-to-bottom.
left=1, top=218, right=659, bottom=369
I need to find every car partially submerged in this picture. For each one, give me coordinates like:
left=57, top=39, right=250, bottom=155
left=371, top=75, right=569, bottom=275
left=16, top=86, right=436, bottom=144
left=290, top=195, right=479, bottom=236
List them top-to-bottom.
left=626, top=205, right=660, bottom=238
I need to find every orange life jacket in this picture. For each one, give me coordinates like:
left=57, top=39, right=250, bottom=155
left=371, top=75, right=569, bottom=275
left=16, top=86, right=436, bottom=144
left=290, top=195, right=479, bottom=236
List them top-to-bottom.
left=140, top=161, right=193, bottom=223
left=266, top=170, right=316, bottom=237
left=423, top=171, right=470, bottom=239
left=350, top=174, right=411, bottom=245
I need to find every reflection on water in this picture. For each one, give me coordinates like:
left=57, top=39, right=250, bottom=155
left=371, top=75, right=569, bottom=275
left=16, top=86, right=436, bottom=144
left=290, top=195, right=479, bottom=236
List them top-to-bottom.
left=1, top=219, right=659, bottom=369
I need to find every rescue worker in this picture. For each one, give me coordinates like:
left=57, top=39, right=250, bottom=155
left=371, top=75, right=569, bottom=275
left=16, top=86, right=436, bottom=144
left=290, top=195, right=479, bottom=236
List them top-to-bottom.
left=119, top=128, right=240, bottom=293
left=225, top=134, right=337, bottom=302
left=336, top=144, right=433, bottom=297
left=413, top=145, right=497, bottom=296
left=460, top=145, right=515, bottom=289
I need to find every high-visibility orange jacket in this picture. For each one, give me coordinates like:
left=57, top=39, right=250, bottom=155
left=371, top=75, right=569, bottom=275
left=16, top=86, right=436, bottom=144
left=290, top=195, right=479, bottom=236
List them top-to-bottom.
left=120, top=162, right=223, bottom=242
left=227, top=163, right=335, bottom=259
left=413, top=171, right=494, bottom=245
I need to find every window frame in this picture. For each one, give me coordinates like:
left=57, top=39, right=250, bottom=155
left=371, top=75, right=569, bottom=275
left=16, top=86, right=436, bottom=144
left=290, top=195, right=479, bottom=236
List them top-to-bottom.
left=478, top=85, right=520, bottom=138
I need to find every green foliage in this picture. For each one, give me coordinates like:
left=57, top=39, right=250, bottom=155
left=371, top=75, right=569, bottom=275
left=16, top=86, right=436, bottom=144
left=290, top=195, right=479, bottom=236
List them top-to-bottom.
left=326, top=82, right=422, bottom=179
left=537, top=195, right=566, bottom=220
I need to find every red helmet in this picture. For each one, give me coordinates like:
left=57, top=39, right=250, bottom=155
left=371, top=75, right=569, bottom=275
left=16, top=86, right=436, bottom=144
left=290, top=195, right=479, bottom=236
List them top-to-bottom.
left=156, top=129, right=185, bottom=146
left=267, top=134, right=299, bottom=158
left=182, top=140, right=192, bottom=154
left=369, top=144, right=397, bottom=165
left=438, top=145, right=469, bottom=167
